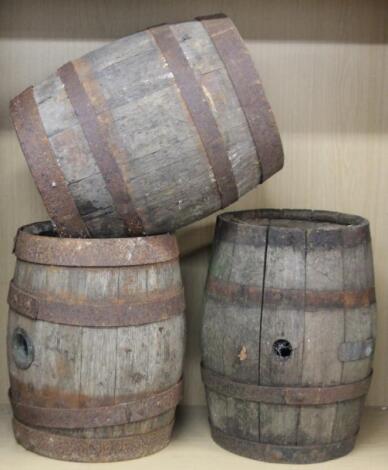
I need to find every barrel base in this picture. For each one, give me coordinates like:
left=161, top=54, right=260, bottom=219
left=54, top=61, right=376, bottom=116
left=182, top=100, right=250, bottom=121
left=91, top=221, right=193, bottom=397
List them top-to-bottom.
left=13, top=418, right=174, bottom=462
left=211, top=425, right=357, bottom=464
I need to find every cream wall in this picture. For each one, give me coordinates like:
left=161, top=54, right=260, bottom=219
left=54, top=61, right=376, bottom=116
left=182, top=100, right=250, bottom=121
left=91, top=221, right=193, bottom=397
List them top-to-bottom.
left=0, top=0, right=387, bottom=406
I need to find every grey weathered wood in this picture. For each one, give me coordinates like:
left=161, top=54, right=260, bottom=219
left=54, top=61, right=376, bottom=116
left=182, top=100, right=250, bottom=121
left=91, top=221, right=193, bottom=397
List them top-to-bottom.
left=14, top=19, right=281, bottom=237
left=202, top=209, right=376, bottom=464
left=202, top=225, right=267, bottom=441
left=297, top=228, right=345, bottom=445
left=7, top=231, right=185, bottom=460
left=341, top=239, right=375, bottom=383
left=332, top=398, right=364, bottom=442
left=297, top=405, right=336, bottom=445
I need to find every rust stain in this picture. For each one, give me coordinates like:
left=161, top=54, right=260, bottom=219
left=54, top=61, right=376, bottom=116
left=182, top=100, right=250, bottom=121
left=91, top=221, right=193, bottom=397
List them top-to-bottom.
left=14, top=221, right=179, bottom=266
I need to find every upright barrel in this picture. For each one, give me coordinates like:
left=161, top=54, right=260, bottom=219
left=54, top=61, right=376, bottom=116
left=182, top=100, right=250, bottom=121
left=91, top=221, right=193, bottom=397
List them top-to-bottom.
left=10, top=14, right=283, bottom=238
left=202, top=209, right=376, bottom=464
left=7, top=222, right=185, bottom=462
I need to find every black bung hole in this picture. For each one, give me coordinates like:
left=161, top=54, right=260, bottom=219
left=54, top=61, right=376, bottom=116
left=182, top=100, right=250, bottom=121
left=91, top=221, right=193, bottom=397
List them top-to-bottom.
left=12, top=328, right=34, bottom=369
left=273, top=339, right=293, bottom=359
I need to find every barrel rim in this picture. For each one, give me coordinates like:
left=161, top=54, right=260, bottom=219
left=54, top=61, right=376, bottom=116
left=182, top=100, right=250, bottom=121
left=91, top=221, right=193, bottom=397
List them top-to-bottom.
left=216, top=209, right=370, bottom=249
left=219, top=209, right=369, bottom=229
left=14, top=221, right=179, bottom=267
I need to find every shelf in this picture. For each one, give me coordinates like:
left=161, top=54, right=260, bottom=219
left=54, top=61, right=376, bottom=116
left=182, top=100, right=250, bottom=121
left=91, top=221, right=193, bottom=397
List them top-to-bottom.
left=0, top=405, right=387, bottom=469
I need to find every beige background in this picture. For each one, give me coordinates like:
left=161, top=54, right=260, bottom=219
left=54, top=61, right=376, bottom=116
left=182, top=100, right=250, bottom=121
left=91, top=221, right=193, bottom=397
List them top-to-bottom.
left=0, top=0, right=387, bottom=407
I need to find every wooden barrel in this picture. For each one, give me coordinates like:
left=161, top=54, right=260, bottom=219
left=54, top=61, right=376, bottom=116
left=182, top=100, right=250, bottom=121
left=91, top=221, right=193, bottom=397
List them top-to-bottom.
left=10, top=14, right=283, bottom=238
left=201, top=209, right=376, bottom=464
left=7, top=221, right=185, bottom=462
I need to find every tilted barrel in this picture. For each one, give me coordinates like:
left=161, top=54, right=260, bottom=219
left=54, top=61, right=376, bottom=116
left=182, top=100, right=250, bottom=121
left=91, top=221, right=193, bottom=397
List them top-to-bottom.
left=10, top=14, right=283, bottom=238
left=202, top=209, right=376, bottom=464
left=7, top=222, right=185, bottom=462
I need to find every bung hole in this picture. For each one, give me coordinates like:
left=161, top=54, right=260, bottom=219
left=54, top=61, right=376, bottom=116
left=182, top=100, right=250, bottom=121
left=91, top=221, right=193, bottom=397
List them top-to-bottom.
left=12, top=328, right=34, bottom=369
left=273, top=339, right=293, bottom=359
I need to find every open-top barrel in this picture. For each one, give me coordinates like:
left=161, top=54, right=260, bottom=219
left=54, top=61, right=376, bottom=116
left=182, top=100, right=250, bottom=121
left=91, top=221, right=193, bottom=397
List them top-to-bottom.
left=10, top=14, right=283, bottom=238
left=202, top=209, right=376, bottom=464
left=7, top=222, right=185, bottom=462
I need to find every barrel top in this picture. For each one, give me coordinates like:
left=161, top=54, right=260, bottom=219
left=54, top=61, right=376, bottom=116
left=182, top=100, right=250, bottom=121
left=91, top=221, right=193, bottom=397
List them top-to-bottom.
left=217, top=209, right=370, bottom=248
left=14, top=221, right=179, bottom=267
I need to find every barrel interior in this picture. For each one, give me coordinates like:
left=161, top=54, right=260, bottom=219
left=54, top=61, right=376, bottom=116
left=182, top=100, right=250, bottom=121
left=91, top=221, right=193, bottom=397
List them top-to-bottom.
left=202, top=209, right=375, bottom=464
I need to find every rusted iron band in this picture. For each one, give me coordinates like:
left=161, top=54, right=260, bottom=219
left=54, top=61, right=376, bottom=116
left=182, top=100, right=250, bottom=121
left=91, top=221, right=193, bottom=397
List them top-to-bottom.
left=199, top=15, right=284, bottom=183
left=149, top=24, right=238, bottom=208
left=57, top=61, right=144, bottom=234
left=9, top=87, right=89, bottom=237
left=215, top=210, right=371, bottom=248
left=14, top=221, right=179, bottom=266
left=206, top=278, right=376, bottom=310
left=8, top=282, right=184, bottom=327
left=338, top=338, right=375, bottom=362
left=202, top=367, right=371, bottom=405
left=11, top=380, right=182, bottom=429
left=13, top=418, right=173, bottom=462
left=210, top=426, right=356, bottom=464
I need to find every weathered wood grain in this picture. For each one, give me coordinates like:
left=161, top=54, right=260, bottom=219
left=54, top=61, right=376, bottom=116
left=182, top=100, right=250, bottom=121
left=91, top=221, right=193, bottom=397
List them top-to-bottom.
left=11, top=17, right=282, bottom=237
left=202, top=209, right=376, bottom=464
left=7, top=224, right=185, bottom=461
left=202, top=224, right=267, bottom=442
left=259, top=225, right=306, bottom=445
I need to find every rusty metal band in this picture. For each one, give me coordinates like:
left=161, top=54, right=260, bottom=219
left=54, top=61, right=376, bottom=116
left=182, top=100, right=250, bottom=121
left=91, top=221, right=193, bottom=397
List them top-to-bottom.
left=199, top=15, right=284, bottom=183
left=149, top=24, right=238, bottom=208
left=57, top=61, right=144, bottom=234
left=9, top=88, right=89, bottom=237
left=216, top=210, right=371, bottom=248
left=14, top=222, right=179, bottom=266
left=206, top=277, right=376, bottom=310
left=8, top=282, right=184, bottom=327
left=202, top=367, right=371, bottom=405
left=11, top=380, right=182, bottom=429
left=13, top=417, right=173, bottom=462
left=210, top=426, right=356, bottom=464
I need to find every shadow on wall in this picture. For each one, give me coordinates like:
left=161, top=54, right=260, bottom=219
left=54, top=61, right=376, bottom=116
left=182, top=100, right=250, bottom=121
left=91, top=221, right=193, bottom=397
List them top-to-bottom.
left=0, top=0, right=386, bottom=43
left=180, top=244, right=212, bottom=406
